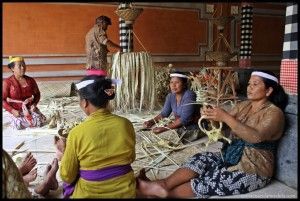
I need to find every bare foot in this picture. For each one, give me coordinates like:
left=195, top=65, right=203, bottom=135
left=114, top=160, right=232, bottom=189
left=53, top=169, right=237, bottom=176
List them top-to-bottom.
left=18, top=152, right=37, bottom=175
left=34, top=158, right=59, bottom=195
left=43, top=159, right=59, bottom=190
left=48, top=159, right=59, bottom=190
left=23, top=168, right=37, bottom=186
left=137, top=178, right=168, bottom=198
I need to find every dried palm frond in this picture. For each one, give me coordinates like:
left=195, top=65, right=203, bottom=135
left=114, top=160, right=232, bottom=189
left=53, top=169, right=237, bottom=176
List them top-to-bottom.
left=110, top=52, right=155, bottom=113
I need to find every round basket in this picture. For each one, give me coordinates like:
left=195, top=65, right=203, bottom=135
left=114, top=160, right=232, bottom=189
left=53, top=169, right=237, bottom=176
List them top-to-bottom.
left=115, top=7, right=143, bottom=24
left=206, top=51, right=232, bottom=62
left=206, top=51, right=236, bottom=66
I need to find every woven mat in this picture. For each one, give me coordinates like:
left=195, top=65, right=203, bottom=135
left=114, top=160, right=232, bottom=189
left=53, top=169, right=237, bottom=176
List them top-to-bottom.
left=37, top=81, right=76, bottom=99
left=3, top=96, right=223, bottom=197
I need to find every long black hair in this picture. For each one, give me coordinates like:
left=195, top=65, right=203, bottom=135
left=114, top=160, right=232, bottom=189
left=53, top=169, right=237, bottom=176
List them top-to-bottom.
left=251, top=69, right=288, bottom=111
left=77, top=75, right=115, bottom=108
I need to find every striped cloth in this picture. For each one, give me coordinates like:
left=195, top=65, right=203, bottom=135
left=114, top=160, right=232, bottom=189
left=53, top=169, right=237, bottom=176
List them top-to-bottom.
left=119, top=3, right=133, bottom=53
left=239, top=3, right=253, bottom=68
left=280, top=3, right=298, bottom=95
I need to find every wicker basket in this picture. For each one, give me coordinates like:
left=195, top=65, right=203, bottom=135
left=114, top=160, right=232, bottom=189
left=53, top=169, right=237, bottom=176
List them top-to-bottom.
left=115, top=7, right=143, bottom=24
left=206, top=51, right=235, bottom=66
left=206, top=51, right=231, bottom=61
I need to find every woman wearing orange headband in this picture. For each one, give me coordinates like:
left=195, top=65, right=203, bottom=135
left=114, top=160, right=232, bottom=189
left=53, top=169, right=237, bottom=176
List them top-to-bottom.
left=2, top=56, right=46, bottom=129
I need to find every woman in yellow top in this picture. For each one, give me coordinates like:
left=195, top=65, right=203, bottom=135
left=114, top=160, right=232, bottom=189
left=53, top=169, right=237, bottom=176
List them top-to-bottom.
left=58, top=74, right=136, bottom=198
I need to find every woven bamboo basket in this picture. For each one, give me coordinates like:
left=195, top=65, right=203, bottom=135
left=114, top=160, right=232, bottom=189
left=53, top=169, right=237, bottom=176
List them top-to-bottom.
left=115, top=7, right=143, bottom=24
left=206, top=51, right=235, bottom=66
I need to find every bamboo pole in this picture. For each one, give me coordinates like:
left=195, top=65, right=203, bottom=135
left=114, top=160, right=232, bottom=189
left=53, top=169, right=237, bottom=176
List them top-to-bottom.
left=19, top=129, right=58, bottom=135
left=11, top=141, right=25, bottom=157
left=6, top=149, right=56, bottom=154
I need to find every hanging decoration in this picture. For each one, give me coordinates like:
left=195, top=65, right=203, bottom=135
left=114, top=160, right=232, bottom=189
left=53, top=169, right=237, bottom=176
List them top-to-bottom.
left=206, top=5, right=237, bottom=67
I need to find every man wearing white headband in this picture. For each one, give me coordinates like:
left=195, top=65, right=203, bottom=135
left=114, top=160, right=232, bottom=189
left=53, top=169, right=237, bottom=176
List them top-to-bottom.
left=138, top=70, right=289, bottom=198
left=143, top=71, right=205, bottom=143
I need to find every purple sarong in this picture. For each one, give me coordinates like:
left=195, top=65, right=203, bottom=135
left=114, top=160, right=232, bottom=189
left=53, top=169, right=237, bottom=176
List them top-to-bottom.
left=63, top=164, right=132, bottom=198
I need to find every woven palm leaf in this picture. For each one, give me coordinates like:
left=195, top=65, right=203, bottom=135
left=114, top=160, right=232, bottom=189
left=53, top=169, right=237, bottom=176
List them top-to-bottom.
left=206, top=51, right=237, bottom=66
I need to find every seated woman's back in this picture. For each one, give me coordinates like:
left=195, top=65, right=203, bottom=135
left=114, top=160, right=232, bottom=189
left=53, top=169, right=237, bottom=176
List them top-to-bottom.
left=59, top=75, right=136, bottom=198
left=62, top=111, right=136, bottom=198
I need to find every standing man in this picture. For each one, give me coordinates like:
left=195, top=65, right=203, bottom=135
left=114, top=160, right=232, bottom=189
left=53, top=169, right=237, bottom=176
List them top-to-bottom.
left=85, top=15, right=121, bottom=74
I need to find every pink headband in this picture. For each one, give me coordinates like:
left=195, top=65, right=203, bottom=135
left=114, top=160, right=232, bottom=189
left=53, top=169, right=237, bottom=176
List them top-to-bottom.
left=86, top=69, right=107, bottom=76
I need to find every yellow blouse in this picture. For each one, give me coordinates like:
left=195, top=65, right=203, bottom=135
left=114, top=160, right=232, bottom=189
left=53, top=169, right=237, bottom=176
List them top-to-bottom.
left=60, top=108, right=136, bottom=198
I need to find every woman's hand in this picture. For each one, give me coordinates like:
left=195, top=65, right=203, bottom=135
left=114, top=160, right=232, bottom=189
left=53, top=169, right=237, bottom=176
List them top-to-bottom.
left=23, top=96, right=34, bottom=105
left=30, top=105, right=37, bottom=112
left=201, top=105, right=228, bottom=122
left=11, top=109, right=20, bottom=117
left=143, top=119, right=155, bottom=128
left=152, top=127, right=168, bottom=134
left=54, top=136, right=66, bottom=161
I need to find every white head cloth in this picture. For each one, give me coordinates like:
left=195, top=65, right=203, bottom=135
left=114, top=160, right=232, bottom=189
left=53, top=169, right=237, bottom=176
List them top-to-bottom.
left=251, top=71, right=278, bottom=83
left=170, top=73, right=189, bottom=79
left=76, top=78, right=122, bottom=90
left=75, top=80, right=94, bottom=90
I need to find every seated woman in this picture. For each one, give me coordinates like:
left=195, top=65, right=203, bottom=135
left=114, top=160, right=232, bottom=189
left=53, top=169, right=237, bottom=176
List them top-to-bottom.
left=2, top=56, right=46, bottom=130
left=137, top=70, right=288, bottom=198
left=143, top=71, right=204, bottom=143
left=56, top=75, right=136, bottom=198
left=2, top=149, right=59, bottom=198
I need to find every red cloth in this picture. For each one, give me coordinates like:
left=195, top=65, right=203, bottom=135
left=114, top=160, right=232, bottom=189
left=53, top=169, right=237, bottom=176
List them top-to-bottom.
left=280, top=59, right=298, bottom=95
left=86, top=69, right=107, bottom=76
left=2, top=75, right=41, bottom=113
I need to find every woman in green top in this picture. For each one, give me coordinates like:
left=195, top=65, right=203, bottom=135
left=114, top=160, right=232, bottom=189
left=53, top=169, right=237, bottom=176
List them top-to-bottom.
left=58, top=75, right=136, bottom=198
